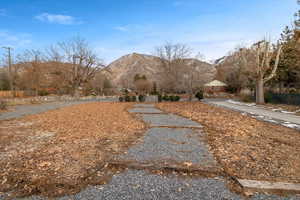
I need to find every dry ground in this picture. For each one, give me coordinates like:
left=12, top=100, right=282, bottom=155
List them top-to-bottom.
left=0, top=102, right=145, bottom=198
left=157, top=102, right=300, bottom=184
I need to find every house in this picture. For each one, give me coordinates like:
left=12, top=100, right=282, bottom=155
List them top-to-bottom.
left=204, top=80, right=227, bottom=93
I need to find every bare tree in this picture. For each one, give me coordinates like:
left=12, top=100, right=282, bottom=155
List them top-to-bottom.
left=47, top=37, right=104, bottom=96
left=241, top=40, right=282, bottom=104
left=154, top=42, right=191, bottom=92
left=217, top=46, right=256, bottom=93
left=15, top=49, right=45, bottom=96
left=183, top=58, right=207, bottom=101
left=87, top=72, right=114, bottom=95
left=133, top=74, right=151, bottom=94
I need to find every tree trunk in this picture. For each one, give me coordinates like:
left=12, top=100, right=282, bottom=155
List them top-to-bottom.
left=256, top=77, right=265, bottom=104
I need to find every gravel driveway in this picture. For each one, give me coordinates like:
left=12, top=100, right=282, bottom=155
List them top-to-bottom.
left=0, top=97, right=117, bottom=121
left=119, top=127, right=217, bottom=167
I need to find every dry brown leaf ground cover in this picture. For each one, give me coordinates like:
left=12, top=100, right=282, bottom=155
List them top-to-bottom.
left=0, top=102, right=145, bottom=198
left=157, top=102, right=300, bottom=183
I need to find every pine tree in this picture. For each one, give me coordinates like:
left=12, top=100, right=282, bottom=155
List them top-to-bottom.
left=295, top=0, right=300, bottom=41
left=274, top=25, right=300, bottom=91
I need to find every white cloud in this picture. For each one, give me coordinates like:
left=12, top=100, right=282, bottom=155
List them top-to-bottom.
left=0, top=9, right=6, bottom=16
left=35, top=13, right=81, bottom=25
left=114, top=26, right=129, bottom=32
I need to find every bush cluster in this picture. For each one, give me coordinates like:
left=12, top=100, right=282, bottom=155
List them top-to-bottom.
left=38, top=90, right=50, bottom=96
left=195, top=91, right=204, bottom=101
left=138, top=94, right=146, bottom=102
left=158, top=94, right=162, bottom=102
left=119, top=95, right=144, bottom=102
left=125, top=95, right=131, bottom=102
left=131, top=95, right=137, bottom=102
left=161, top=95, right=180, bottom=102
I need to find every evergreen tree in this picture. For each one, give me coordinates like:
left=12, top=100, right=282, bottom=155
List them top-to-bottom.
left=296, top=0, right=300, bottom=29
left=274, top=25, right=300, bottom=90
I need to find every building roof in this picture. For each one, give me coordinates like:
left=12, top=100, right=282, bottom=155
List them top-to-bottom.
left=204, top=80, right=227, bottom=87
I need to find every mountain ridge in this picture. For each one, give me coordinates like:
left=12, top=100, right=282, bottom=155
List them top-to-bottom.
left=102, top=52, right=217, bottom=90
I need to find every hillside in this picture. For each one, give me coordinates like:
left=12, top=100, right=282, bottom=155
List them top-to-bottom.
left=103, top=53, right=216, bottom=90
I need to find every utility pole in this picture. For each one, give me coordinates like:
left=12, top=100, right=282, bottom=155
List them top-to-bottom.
left=2, top=47, right=14, bottom=96
left=34, top=54, right=39, bottom=96
left=72, top=55, right=80, bottom=97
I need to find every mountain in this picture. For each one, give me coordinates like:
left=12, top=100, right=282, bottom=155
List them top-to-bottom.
left=102, top=53, right=216, bottom=90
left=102, top=53, right=163, bottom=88
left=215, top=54, right=236, bottom=82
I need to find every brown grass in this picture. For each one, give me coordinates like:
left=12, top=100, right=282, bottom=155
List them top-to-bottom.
left=0, top=102, right=145, bottom=198
left=157, top=102, right=300, bottom=183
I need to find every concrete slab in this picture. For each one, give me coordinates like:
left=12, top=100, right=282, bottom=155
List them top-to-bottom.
left=133, top=104, right=155, bottom=108
left=129, top=107, right=163, bottom=114
left=139, top=114, right=202, bottom=128
left=119, top=127, right=217, bottom=167
left=238, top=179, right=300, bottom=193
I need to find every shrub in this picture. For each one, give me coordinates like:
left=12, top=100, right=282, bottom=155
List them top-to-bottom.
left=225, top=85, right=239, bottom=94
left=289, top=88, right=297, bottom=94
left=124, top=89, right=129, bottom=95
left=38, top=90, right=49, bottom=96
left=195, top=91, right=204, bottom=101
left=264, top=92, right=273, bottom=103
left=138, top=94, right=146, bottom=102
left=158, top=94, right=162, bottom=102
left=125, top=95, right=131, bottom=102
left=163, top=95, right=169, bottom=101
left=169, top=95, right=175, bottom=102
left=240, top=95, right=254, bottom=103
left=119, top=96, right=124, bottom=102
left=131, top=96, right=137, bottom=102
left=174, top=96, right=180, bottom=102
left=0, top=100, right=7, bottom=110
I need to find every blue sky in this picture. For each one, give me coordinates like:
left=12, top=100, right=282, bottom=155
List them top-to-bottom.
left=0, top=0, right=298, bottom=64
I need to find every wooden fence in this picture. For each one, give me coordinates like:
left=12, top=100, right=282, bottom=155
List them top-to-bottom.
left=0, top=91, right=25, bottom=98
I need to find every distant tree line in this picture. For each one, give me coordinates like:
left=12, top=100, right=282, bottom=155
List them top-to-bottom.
left=0, top=37, right=113, bottom=97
